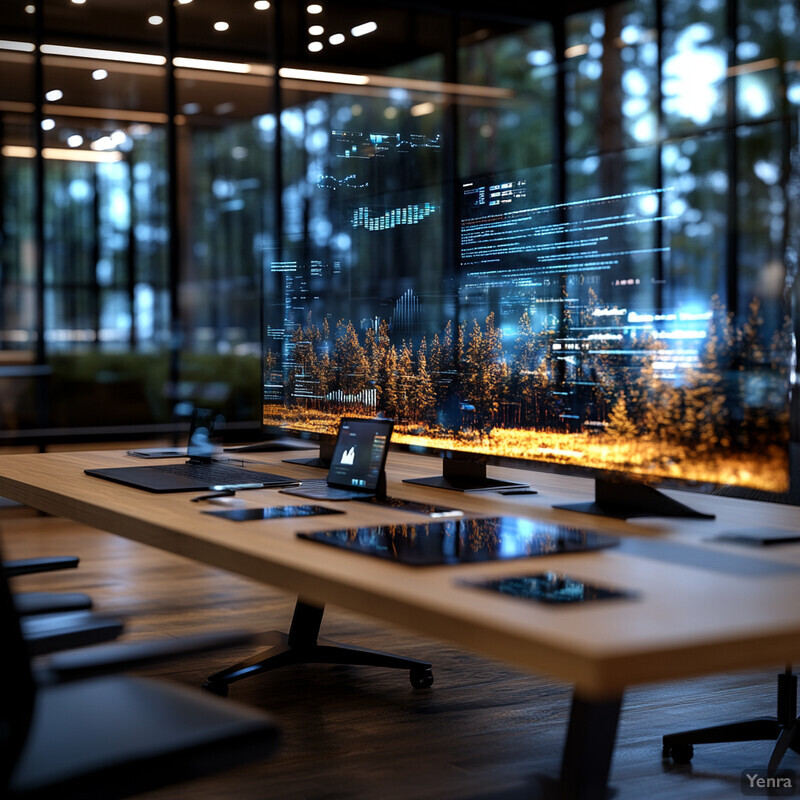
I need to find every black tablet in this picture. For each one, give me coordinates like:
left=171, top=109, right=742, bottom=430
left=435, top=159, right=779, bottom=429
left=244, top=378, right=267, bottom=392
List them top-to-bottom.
left=204, top=505, right=345, bottom=522
left=297, top=516, right=619, bottom=566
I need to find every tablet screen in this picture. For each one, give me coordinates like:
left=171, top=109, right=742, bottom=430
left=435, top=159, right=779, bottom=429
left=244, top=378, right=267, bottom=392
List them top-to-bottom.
left=327, top=417, right=394, bottom=491
left=297, top=516, right=619, bottom=565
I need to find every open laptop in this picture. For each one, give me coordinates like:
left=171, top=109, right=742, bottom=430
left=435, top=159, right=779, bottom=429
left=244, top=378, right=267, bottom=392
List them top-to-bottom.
left=85, top=409, right=297, bottom=493
left=280, top=417, right=393, bottom=501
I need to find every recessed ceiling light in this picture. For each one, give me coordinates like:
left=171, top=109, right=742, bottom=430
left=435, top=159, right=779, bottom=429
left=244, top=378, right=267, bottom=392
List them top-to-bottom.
left=70, top=0, right=87, bottom=5
left=176, top=0, right=194, bottom=4
left=254, top=0, right=270, bottom=9
left=24, top=4, right=35, bottom=13
left=307, top=4, right=323, bottom=14
left=148, top=15, right=163, bottom=26
left=214, top=21, right=229, bottom=32
left=351, top=21, right=377, bottom=37
left=309, top=25, right=324, bottom=36
left=329, top=33, right=345, bottom=45
left=308, top=41, right=323, bottom=53
left=92, top=69, right=108, bottom=80
left=45, top=89, right=63, bottom=102
left=41, top=118, right=56, bottom=131
left=67, top=134, right=84, bottom=148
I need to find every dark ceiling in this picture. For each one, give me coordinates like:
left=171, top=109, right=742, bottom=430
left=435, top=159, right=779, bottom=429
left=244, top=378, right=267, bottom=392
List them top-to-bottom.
left=2, top=0, right=622, bottom=72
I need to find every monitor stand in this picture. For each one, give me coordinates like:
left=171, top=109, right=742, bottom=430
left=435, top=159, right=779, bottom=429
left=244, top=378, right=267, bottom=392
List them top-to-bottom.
left=225, top=438, right=316, bottom=454
left=282, top=440, right=335, bottom=470
left=402, top=454, right=528, bottom=493
left=554, top=478, right=715, bottom=520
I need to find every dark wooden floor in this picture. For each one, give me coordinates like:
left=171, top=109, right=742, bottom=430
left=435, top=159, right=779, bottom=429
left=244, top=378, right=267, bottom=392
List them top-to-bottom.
left=2, top=505, right=794, bottom=800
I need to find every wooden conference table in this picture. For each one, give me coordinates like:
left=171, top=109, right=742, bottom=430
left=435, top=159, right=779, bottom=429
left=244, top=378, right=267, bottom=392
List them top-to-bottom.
left=2, top=447, right=800, bottom=798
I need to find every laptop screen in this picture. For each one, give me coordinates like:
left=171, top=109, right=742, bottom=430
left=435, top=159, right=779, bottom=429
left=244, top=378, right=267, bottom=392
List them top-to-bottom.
left=327, top=417, right=394, bottom=491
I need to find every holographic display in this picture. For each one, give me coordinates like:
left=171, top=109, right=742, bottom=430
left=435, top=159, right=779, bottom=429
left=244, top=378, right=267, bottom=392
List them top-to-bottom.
left=264, top=149, right=791, bottom=495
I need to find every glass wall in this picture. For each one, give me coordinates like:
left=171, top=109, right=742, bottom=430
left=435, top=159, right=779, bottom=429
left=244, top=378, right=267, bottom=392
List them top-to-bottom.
left=0, top=0, right=797, bottom=439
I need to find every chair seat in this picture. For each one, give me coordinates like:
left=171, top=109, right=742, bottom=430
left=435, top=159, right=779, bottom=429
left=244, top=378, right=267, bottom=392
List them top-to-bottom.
left=9, top=675, right=279, bottom=800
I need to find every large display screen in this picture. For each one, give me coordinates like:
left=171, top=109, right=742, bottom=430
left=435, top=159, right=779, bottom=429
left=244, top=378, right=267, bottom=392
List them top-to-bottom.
left=263, top=144, right=791, bottom=495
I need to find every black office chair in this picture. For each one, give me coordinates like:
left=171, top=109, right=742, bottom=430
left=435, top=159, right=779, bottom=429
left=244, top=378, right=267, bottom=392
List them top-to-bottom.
left=1, top=540, right=280, bottom=800
left=5, top=555, right=123, bottom=654
left=6, top=555, right=94, bottom=616
left=663, top=666, right=800, bottom=773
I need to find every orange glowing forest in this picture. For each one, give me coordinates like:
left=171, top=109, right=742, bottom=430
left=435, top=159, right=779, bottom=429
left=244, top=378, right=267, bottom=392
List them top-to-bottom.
left=264, top=297, right=791, bottom=493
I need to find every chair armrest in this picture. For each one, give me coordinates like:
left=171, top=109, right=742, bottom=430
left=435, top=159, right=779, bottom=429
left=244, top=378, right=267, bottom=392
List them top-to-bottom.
left=5, top=555, right=80, bottom=577
left=22, top=611, right=125, bottom=656
left=37, top=629, right=263, bottom=684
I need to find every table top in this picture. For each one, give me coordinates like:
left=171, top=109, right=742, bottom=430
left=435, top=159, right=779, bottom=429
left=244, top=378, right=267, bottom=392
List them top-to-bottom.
left=2, top=447, right=800, bottom=698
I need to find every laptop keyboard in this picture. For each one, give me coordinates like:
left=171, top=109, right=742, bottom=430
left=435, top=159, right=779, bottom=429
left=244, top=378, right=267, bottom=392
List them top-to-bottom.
left=154, top=461, right=291, bottom=487
left=294, top=479, right=327, bottom=490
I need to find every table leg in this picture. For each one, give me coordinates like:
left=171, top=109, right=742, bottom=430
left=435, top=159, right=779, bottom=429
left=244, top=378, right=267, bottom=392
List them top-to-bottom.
left=203, top=597, right=433, bottom=695
left=559, top=691, right=622, bottom=800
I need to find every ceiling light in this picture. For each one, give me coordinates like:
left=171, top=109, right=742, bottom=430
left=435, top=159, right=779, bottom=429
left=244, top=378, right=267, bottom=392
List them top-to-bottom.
left=70, top=0, right=87, bottom=5
left=176, top=0, right=194, bottom=4
left=254, top=0, right=270, bottom=9
left=307, top=4, right=323, bottom=14
left=24, top=5, right=35, bottom=14
left=148, top=15, right=163, bottom=26
left=214, top=21, right=229, bottom=32
left=351, top=21, right=377, bottom=37
left=309, top=25, right=324, bottom=36
left=329, top=33, right=345, bottom=45
left=0, top=39, right=35, bottom=52
left=308, top=41, right=323, bottom=53
left=41, top=44, right=167, bottom=65
left=565, top=44, right=589, bottom=58
left=173, top=56, right=251, bottom=74
left=279, top=67, right=368, bottom=85
left=92, top=69, right=108, bottom=80
left=45, top=89, right=63, bottom=102
left=410, top=101, right=435, bottom=117
left=41, top=118, right=56, bottom=131
left=92, top=132, right=129, bottom=151
left=67, top=134, right=83, bottom=148
left=49, top=147, right=124, bottom=163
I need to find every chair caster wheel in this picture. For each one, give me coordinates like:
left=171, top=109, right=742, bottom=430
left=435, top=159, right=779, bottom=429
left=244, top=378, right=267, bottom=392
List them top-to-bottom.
left=410, top=666, right=434, bottom=689
left=202, top=681, right=228, bottom=697
left=664, top=743, right=693, bottom=764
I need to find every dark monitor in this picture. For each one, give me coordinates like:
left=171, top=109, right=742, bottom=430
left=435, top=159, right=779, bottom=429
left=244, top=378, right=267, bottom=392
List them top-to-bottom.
left=262, top=147, right=793, bottom=518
